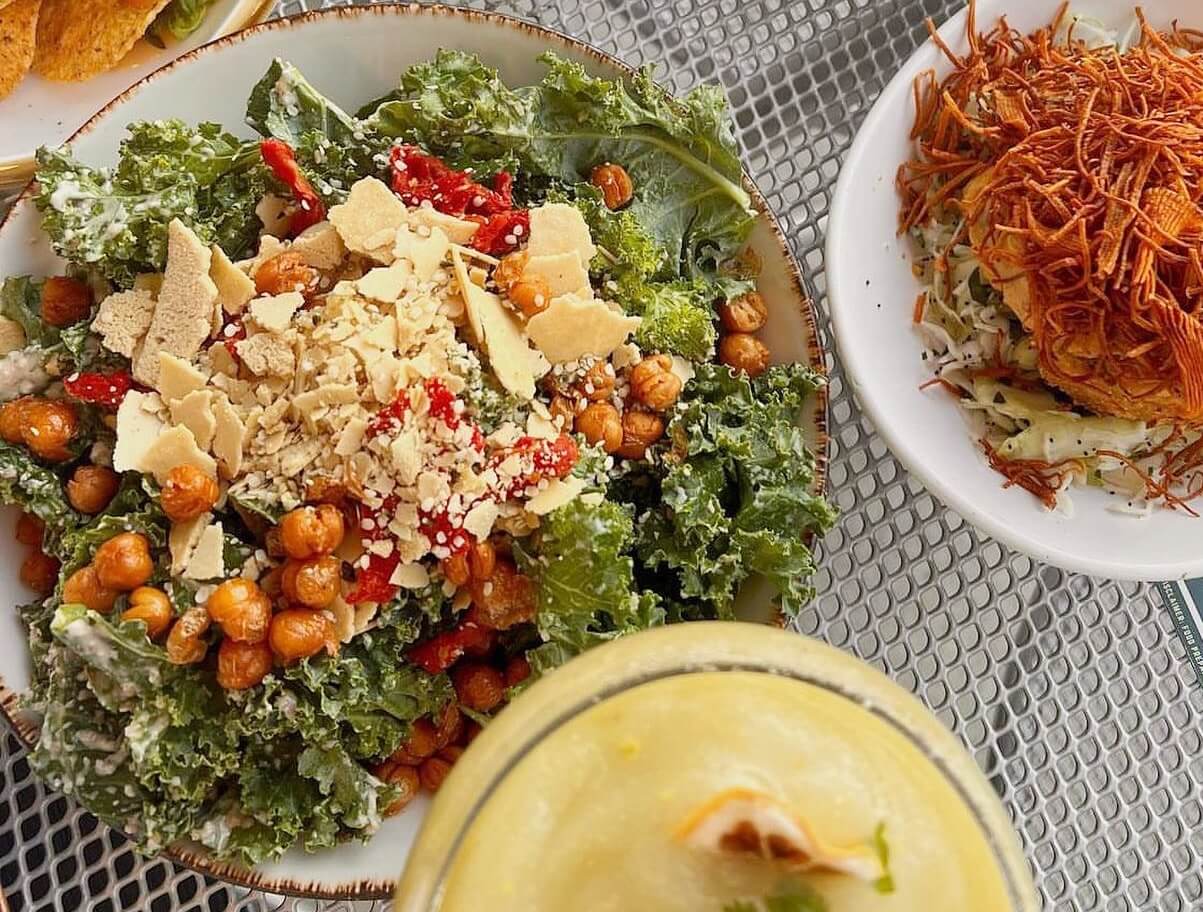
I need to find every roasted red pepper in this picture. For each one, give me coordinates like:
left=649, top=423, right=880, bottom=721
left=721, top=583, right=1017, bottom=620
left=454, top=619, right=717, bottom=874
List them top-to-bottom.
left=259, top=139, right=327, bottom=235
left=388, top=145, right=527, bottom=255
left=63, top=370, right=133, bottom=409
left=491, top=433, right=580, bottom=498
left=346, top=551, right=400, bottom=605
left=408, top=620, right=494, bottom=674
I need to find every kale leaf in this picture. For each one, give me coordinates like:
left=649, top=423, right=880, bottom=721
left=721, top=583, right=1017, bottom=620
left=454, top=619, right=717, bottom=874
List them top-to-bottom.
left=370, top=50, right=753, bottom=274
left=35, top=121, right=266, bottom=287
left=635, top=364, right=836, bottom=619
left=517, top=498, right=663, bottom=674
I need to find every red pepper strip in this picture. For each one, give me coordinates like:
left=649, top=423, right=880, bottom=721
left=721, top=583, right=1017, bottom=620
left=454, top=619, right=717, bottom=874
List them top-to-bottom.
left=259, top=139, right=327, bottom=235
left=62, top=370, right=133, bottom=409
left=346, top=552, right=400, bottom=605
left=409, top=621, right=494, bottom=674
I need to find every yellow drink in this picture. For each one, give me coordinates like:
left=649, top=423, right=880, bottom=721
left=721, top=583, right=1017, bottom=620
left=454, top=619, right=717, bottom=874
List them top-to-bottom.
left=396, top=623, right=1039, bottom=912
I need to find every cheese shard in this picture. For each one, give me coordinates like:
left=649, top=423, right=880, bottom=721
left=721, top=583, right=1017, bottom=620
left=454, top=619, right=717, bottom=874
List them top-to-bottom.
left=329, top=177, right=408, bottom=262
left=528, top=202, right=597, bottom=263
left=409, top=206, right=479, bottom=246
left=132, top=220, right=217, bottom=387
left=291, top=221, right=347, bottom=270
left=394, top=224, right=449, bottom=281
left=210, top=245, right=256, bottom=316
left=451, top=248, right=485, bottom=344
left=523, top=252, right=592, bottom=299
left=357, top=261, right=412, bottom=303
left=459, top=270, right=548, bottom=399
left=93, top=288, right=155, bottom=358
left=248, top=292, right=303, bottom=333
left=526, top=293, right=641, bottom=363
left=157, top=353, right=208, bottom=403
left=170, top=390, right=217, bottom=451
left=113, top=391, right=167, bottom=473
left=212, top=394, right=244, bottom=479
left=139, top=426, right=217, bottom=485
left=526, top=476, right=586, bottom=515
left=169, top=513, right=209, bottom=575
left=183, top=521, right=225, bottom=580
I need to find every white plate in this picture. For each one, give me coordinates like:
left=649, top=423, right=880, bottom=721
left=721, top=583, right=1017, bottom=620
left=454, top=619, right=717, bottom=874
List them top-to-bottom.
left=0, top=0, right=269, bottom=181
left=827, top=0, right=1202, bottom=582
left=0, top=5, right=825, bottom=898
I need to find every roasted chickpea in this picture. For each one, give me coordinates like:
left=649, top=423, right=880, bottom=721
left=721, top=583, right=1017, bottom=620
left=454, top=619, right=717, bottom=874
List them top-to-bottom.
left=590, top=162, right=634, bottom=209
left=254, top=251, right=319, bottom=298
left=492, top=251, right=528, bottom=291
left=40, top=276, right=92, bottom=327
left=508, top=277, right=551, bottom=318
left=718, top=291, right=769, bottom=334
left=719, top=332, right=771, bottom=378
left=629, top=354, right=683, bottom=411
left=576, top=360, right=616, bottom=402
left=549, top=394, right=576, bottom=430
left=0, top=397, right=32, bottom=445
left=22, top=399, right=77, bottom=462
left=576, top=402, right=623, bottom=453
left=616, top=410, right=666, bottom=460
left=161, top=464, right=220, bottom=523
left=67, top=465, right=120, bottom=514
left=303, top=476, right=348, bottom=506
left=279, top=504, right=345, bottom=560
left=14, top=512, right=44, bottom=546
left=93, top=532, right=153, bottom=591
left=467, top=540, right=496, bottom=582
left=20, top=551, right=59, bottom=596
left=440, top=552, right=470, bottom=588
left=280, top=555, right=342, bottom=609
left=468, top=558, right=536, bottom=630
left=62, top=565, right=119, bottom=613
left=207, top=578, right=272, bottom=643
left=121, top=586, right=173, bottom=638
left=166, top=606, right=211, bottom=665
left=268, top=608, right=335, bottom=663
left=216, top=639, right=274, bottom=690
left=504, top=654, right=532, bottom=688
left=452, top=662, right=506, bottom=713
left=433, top=702, right=464, bottom=750
left=396, top=717, right=441, bottom=763
left=439, top=744, right=465, bottom=764
left=419, top=756, right=454, bottom=792
left=375, top=762, right=421, bottom=816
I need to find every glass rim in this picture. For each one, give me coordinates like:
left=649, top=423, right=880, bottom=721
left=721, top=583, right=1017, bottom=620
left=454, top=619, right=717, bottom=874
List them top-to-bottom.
left=395, top=622, right=1040, bottom=912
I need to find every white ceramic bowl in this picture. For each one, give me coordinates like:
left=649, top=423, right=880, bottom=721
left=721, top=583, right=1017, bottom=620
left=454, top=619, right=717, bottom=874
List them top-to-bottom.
left=0, top=0, right=270, bottom=184
left=827, top=0, right=1203, bottom=582
left=0, top=5, right=825, bottom=898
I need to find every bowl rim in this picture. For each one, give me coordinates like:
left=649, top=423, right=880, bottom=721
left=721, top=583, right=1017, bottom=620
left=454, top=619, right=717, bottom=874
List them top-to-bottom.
left=825, top=0, right=1203, bottom=582
left=0, top=2, right=830, bottom=899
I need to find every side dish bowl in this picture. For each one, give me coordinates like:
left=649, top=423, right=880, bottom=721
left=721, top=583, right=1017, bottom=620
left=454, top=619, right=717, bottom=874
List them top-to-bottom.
left=827, top=0, right=1203, bottom=581
left=0, top=5, right=827, bottom=898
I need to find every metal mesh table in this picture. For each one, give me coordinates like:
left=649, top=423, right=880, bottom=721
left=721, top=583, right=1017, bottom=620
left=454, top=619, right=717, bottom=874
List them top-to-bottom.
left=3, top=1, right=1202, bottom=909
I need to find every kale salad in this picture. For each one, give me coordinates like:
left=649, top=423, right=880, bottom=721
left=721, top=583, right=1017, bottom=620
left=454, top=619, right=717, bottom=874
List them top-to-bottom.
left=0, top=51, right=835, bottom=865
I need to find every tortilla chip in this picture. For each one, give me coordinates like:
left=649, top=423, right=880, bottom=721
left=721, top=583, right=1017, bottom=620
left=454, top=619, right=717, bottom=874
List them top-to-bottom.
left=0, top=0, right=40, bottom=100
left=33, top=0, right=169, bottom=82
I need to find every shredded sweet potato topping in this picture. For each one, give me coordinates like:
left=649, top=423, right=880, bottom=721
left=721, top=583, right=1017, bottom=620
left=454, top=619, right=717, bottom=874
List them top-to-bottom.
left=900, top=2, right=1203, bottom=423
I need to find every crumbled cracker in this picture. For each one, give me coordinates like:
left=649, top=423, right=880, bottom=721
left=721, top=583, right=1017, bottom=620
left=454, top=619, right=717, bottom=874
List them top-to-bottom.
left=132, top=220, right=217, bottom=387
left=93, top=288, right=155, bottom=359
left=0, top=317, right=24, bottom=356
left=236, top=333, right=296, bottom=377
